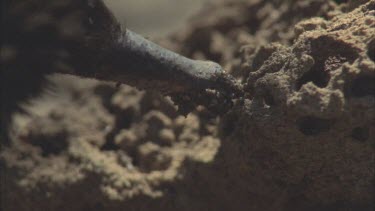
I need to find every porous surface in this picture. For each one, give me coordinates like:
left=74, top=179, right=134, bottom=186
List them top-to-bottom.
left=1, top=0, right=374, bottom=210
left=218, top=0, right=375, bottom=209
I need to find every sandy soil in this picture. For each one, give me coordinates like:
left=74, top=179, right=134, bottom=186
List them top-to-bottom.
left=1, top=0, right=374, bottom=211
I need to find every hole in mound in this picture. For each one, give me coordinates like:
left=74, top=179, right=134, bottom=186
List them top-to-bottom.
left=297, top=36, right=358, bottom=90
left=367, top=39, right=375, bottom=62
left=297, top=67, right=330, bottom=89
left=350, top=75, right=375, bottom=97
left=263, top=90, right=276, bottom=107
left=297, top=116, right=333, bottom=136
left=351, top=127, right=370, bottom=142
left=28, top=130, right=68, bottom=157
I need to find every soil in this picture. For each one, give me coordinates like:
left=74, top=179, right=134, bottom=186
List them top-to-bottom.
left=1, top=0, right=374, bottom=211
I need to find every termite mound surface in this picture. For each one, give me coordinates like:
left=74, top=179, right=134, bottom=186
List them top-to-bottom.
left=1, top=0, right=374, bottom=211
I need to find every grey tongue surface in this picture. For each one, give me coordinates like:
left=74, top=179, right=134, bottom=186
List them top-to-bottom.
left=107, top=29, right=227, bottom=94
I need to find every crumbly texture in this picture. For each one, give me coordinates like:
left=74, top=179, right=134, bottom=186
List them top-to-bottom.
left=1, top=0, right=374, bottom=210
left=218, top=0, right=375, bottom=209
left=1, top=77, right=220, bottom=210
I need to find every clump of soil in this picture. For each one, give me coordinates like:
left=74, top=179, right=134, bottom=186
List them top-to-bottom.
left=1, top=0, right=374, bottom=211
left=1, top=76, right=220, bottom=210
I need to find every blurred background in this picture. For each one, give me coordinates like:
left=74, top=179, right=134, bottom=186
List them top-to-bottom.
left=105, top=0, right=210, bottom=37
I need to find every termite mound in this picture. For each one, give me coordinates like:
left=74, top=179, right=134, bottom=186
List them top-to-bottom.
left=165, top=0, right=374, bottom=210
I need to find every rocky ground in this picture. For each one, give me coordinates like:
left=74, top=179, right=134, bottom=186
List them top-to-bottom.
left=1, top=0, right=374, bottom=210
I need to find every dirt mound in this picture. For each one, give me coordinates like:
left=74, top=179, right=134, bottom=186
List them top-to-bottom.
left=1, top=0, right=374, bottom=210
left=218, top=1, right=375, bottom=209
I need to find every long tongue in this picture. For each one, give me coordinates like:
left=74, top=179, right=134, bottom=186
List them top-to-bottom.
left=99, top=29, right=226, bottom=94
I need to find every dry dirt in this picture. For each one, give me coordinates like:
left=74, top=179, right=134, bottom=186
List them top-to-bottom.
left=1, top=0, right=374, bottom=211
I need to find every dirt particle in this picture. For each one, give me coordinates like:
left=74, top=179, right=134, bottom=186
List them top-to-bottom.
left=114, top=129, right=138, bottom=150
left=158, top=129, right=176, bottom=146
left=137, top=143, right=172, bottom=172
